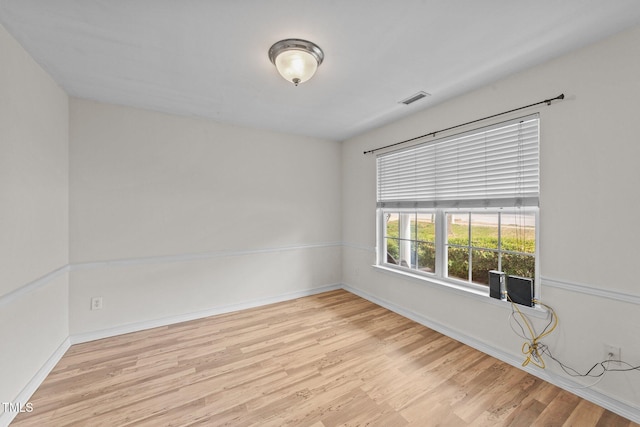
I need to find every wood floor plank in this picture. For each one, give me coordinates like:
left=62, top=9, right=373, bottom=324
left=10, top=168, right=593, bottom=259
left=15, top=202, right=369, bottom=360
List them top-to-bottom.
left=11, top=290, right=638, bottom=426
left=562, top=399, right=606, bottom=427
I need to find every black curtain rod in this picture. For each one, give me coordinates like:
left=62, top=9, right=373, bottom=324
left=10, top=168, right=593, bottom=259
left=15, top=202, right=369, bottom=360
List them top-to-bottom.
left=363, top=93, right=565, bottom=155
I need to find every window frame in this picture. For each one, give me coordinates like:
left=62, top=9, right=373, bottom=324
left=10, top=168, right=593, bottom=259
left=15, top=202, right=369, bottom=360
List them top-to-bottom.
left=377, top=207, right=539, bottom=295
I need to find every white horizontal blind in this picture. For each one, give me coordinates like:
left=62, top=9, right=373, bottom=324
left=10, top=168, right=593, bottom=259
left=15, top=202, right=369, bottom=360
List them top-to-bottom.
left=377, top=115, right=539, bottom=209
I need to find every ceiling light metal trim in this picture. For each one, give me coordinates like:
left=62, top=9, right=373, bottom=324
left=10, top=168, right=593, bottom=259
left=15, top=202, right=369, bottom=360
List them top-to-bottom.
left=268, top=39, right=324, bottom=86
left=268, top=39, right=324, bottom=66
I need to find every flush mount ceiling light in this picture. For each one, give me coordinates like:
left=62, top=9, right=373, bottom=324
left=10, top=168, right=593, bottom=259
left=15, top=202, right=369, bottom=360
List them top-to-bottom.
left=268, top=39, right=324, bottom=86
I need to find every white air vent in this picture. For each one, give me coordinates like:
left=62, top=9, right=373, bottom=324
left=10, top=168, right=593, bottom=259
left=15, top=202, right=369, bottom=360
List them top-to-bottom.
left=399, top=91, right=430, bottom=105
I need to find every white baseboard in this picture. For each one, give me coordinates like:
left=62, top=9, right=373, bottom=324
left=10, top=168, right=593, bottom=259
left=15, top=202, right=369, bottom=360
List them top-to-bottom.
left=71, top=283, right=342, bottom=345
left=342, top=283, right=640, bottom=424
left=0, top=337, right=71, bottom=427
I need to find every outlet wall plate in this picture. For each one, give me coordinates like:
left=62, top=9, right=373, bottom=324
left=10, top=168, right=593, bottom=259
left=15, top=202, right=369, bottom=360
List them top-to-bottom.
left=91, top=296, right=103, bottom=310
left=604, top=344, right=621, bottom=365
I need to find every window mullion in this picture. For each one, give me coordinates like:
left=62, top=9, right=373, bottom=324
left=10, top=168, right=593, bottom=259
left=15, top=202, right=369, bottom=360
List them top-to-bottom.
left=435, top=209, right=446, bottom=278
left=377, top=210, right=383, bottom=265
left=413, top=212, right=418, bottom=270
left=467, top=212, right=472, bottom=282
left=497, top=212, right=502, bottom=271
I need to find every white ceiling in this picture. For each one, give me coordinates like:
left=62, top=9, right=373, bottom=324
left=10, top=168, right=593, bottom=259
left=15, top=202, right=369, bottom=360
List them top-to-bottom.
left=2, top=1, right=640, bottom=141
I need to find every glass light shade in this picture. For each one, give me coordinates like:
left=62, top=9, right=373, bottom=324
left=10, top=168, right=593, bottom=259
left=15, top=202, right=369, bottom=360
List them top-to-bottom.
left=274, top=49, right=318, bottom=86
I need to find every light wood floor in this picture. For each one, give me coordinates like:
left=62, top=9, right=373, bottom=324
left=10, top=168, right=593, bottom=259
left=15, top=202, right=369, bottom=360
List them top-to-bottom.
left=12, top=290, right=638, bottom=426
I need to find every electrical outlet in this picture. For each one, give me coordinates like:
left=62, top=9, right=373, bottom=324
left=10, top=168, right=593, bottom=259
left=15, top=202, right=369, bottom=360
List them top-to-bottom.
left=91, top=296, right=103, bottom=310
left=603, top=344, right=621, bottom=365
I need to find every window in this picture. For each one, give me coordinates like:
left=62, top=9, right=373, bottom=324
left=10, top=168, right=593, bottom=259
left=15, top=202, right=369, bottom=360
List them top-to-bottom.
left=377, top=115, right=539, bottom=291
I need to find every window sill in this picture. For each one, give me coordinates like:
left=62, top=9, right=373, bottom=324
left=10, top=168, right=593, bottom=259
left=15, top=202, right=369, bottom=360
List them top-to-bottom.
left=372, top=264, right=549, bottom=319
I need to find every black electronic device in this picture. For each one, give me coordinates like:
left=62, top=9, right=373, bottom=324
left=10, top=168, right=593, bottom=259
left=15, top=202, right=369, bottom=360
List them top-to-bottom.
left=488, top=270, right=505, bottom=300
left=506, top=275, right=534, bottom=307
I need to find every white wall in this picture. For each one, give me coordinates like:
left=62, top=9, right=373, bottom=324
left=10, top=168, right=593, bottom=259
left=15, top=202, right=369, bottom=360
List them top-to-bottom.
left=0, top=23, right=69, bottom=418
left=342, top=25, right=640, bottom=413
left=69, top=99, right=342, bottom=335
